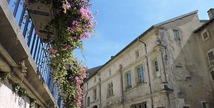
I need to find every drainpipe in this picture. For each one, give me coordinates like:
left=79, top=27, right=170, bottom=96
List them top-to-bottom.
left=138, top=38, right=154, bottom=108
left=119, top=65, right=124, bottom=108
left=99, top=77, right=101, bottom=108
left=85, top=82, right=88, bottom=108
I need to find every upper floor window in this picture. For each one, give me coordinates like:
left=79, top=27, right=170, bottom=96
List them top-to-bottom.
left=173, top=29, right=180, bottom=40
left=201, top=30, right=210, bottom=41
left=207, top=49, right=214, bottom=65
left=135, top=50, right=139, bottom=59
left=153, top=58, right=160, bottom=78
left=137, top=66, right=144, bottom=84
left=109, top=69, right=111, bottom=76
left=126, top=72, right=132, bottom=89
left=94, top=77, right=96, bottom=83
left=107, top=82, right=113, bottom=97
left=93, top=88, right=97, bottom=100
left=87, top=97, right=90, bottom=107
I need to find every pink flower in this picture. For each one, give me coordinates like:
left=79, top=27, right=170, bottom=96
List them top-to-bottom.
left=62, top=2, right=71, bottom=13
left=80, top=7, right=91, bottom=20
left=72, top=21, right=78, bottom=26
left=67, top=27, right=74, bottom=33
left=35, top=28, right=39, bottom=35
left=80, top=33, right=90, bottom=38
left=70, top=36, right=77, bottom=40
left=65, top=45, right=72, bottom=50
left=49, top=47, right=58, bottom=54
left=80, top=66, right=85, bottom=72
left=75, top=76, right=82, bottom=85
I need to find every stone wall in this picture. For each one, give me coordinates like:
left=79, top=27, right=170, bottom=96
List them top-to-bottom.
left=0, top=82, right=30, bottom=108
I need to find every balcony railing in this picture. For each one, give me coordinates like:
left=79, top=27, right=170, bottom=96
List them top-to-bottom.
left=6, top=0, right=62, bottom=107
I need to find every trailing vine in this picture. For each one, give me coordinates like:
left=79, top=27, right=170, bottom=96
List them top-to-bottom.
left=26, top=0, right=96, bottom=107
left=12, top=83, right=26, bottom=97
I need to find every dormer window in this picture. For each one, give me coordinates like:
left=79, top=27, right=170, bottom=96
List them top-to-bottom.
left=201, top=30, right=210, bottom=41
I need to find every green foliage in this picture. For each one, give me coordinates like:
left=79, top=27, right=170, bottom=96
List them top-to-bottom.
left=12, top=83, right=26, bottom=97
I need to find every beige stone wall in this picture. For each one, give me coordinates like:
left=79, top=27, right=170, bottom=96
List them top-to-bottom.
left=83, top=11, right=214, bottom=108
left=0, top=82, right=30, bottom=108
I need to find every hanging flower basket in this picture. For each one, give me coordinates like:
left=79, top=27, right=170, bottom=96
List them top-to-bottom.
left=25, top=0, right=96, bottom=108
left=26, top=1, right=55, bottom=41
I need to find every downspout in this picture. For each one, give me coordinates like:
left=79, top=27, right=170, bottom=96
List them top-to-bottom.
left=138, top=38, right=154, bottom=108
left=119, top=65, right=124, bottom=108
left=99, top=77, right=101, bottom=108
left=85, top=82, right=88, bottom=108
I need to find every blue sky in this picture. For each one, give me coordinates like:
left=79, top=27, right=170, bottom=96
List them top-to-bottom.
left=75, top=0, right=214, bottom=68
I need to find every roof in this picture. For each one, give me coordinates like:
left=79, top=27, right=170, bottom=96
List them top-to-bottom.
left=85, top=10, right=199, bottom=81
left=154, top=10, right=198, bottom=27
left=194, top=17, right=214, bottom=32
left=84, top=65, right=103, bottom=81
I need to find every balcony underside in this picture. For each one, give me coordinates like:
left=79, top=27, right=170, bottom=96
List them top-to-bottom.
left=0, top=1, right=57, bottom=107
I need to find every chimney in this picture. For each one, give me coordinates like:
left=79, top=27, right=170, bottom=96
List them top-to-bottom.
left=208, top=8, right=214, bottom=19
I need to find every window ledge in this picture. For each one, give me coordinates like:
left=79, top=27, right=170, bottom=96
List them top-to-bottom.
left=137, top=82, right=147, bottom=86
left=106, top=94, right=114, bottom=98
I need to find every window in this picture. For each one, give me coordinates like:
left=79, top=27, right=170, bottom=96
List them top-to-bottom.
left=173, top=29, right=180, bottom=40
left=201, top=30, right=210, bottom=41
left=135, top=50, right=139, bottom=58
left=207, top=50, right=214, bottom=64
left=153, top=58, right=160, bottom=78
left=137, top=66, right=144, bottom=84
left=109, top=69, right=111, bottom=76
left=211, top=71, right=214, bottom=80
left=126, top=72, right=132, bottom=89
left=94, top=77, right=96, bottom=82
left=107, top=82, right=113, bottom=97
left=93, top=88, right=97, bottom=100
left=87, top=97, right=90, bottom=106
left=131, top=102, right=147, bottom=108
left=202, top=102, right=209, bottom=108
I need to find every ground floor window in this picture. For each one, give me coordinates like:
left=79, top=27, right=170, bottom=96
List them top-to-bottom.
left=130, top=102, right=146, bottom=108
left=202, top=102, right=209, bottom=108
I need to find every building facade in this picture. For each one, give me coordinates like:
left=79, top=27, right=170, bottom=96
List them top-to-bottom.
left=0, top=0, right=62, bottom=107
left=83, top=9, right=214, bottom=108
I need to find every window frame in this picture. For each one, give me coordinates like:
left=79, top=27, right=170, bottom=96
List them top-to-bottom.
left=173, top=29, right=180, bottom=40
left=201, top=29, right=210, bottom=41
left=207, top=48, right=214, bottom=65
left=135, top=50, right=140, bottom=59
left=153, top=58, right=160, bottom=78
left=136, top=65, right=144, bottom=84
left=126, top=72, right=132, bottom=89
left=94, top=77, right=96, bottom=83
left=107, top=82, right=113, bottom=97
left=93, top=88, right=97, bottom=100
left=87, top=97, right=90, bottom=107
left=201, top=101, right=209, bottom=108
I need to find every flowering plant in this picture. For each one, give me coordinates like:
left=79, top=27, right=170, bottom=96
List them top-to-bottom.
left=27, top=0, right=95, bottom=107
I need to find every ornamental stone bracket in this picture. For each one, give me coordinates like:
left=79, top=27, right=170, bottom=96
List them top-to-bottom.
left=19, top=59, right=27, bottom=74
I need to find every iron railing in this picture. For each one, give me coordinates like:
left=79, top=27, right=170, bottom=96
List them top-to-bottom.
left=6, top=0, right=62, bottom=107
